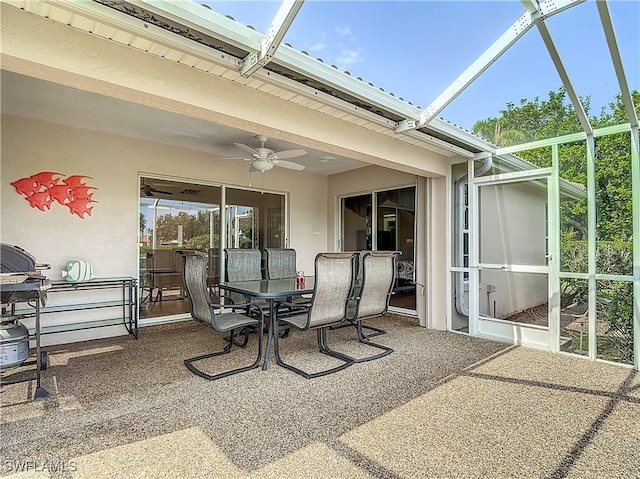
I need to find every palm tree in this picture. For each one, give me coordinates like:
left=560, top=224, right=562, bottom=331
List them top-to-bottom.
left=472, top=118, right=527, bottom=147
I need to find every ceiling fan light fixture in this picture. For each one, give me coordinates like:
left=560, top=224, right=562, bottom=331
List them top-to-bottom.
left=251, top=159, right=274, bottom=172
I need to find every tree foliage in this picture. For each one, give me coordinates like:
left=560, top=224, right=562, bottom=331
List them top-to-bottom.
left=472, top=87, right=640, bottom=242
left=473, top=88, right=639, bottom=363
left=155, top=211, right=211, bottom=244
left=139, top=213, right=147, bottom=235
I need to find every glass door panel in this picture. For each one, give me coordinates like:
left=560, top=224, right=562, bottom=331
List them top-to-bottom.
left=139, top=178, right=221, bottom=320
left=139, top=180, right=285, bottom=322
left=225, top=187, right=286, bottom=249
left=340, top=187, right=416, bottom=312
left=376, top=187, right=416, bottom=310
left=342, top=194, right=372, bottom=251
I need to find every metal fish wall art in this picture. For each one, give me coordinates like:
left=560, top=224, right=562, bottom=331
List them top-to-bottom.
left=10, top=172, right=98, bottom=219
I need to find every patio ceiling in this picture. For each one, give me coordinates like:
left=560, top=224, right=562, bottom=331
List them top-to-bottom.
left=2, top=0, right=638, bottom=170
left=0, top=71, right=367, bottom=176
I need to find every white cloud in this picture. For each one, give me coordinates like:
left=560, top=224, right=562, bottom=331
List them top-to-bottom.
left=335, top=25, right=351, bottom=36
left=308, top=42, right=326, bottom=52
left=335, top=49, right=362, bottom=68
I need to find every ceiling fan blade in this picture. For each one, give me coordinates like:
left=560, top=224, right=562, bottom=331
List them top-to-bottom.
left=234, top=143, right=260, bottom=157
left=272, top=148, right=306, bottom=160
left=273, top=160, right=305, bottom=170
left=141, top=185, right=173, bottom=196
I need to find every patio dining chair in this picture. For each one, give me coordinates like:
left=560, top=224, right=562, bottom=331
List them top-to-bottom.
left=224, top=248, right=269, bottom=311
left=264, top=248, right=297, bottom=279
left=264, top=248, right=311, bottom=314
left=177, top=250, right=264, bottom=381
left=331, top=250, right=388, bottom=339
left=344, top=250, right=400, bottom=362
left=352, top=250, right=387, bottom=338
left=272, top=252, right=358, bottom=379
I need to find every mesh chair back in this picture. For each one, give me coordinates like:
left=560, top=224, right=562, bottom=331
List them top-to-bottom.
left=224, top=248, right=263, bottom=304
left=265, top=248, right=297, bottom=279
left=225, top=249, right=263, bottom=281
left=355, top=250, right=369, bottom=284
left=179, top=251, right=214, bottom=325
left=357, top=251, right=399, bottom=318
left=308, top=252, right=357, bottom=329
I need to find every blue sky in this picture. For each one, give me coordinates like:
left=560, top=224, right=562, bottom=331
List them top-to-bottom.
left=207, top=1, right=639, bottom=131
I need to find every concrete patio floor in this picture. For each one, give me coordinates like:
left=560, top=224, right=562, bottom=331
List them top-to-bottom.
left=1, top=315, right=638, bottom=478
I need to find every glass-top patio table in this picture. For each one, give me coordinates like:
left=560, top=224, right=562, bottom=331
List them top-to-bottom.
left=218, top=276, right=314, bottom=370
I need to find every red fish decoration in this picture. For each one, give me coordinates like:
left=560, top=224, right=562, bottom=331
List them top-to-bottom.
left=11, top=172, right=97, bottom=219
left=30, top=172, right=63, bottom=189
left=63, top=175, right=93, bottom=188
left=10, top=177, right=39, bottom=197
left=48, top=184, right=74, bottom=205
left=70, top=185, right=97, bottom=201
left=26, top=191, right=53, bottom=211
left=67, top=199, right=96, bottom=218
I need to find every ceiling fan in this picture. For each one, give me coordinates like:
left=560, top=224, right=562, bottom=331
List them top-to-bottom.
left=229, top=135, right=306, bottom=172
left=141, top=183, right=173, bottom=197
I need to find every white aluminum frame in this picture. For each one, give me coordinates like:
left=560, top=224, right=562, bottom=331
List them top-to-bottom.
left=469, top=164, right=557, bottom=349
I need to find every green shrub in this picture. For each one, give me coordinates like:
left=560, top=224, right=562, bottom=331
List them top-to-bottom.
left=185, top=234, right=212, bottom=251
left=561, top=238, right=634, bottom=362
left=561, top=238, right=632, bottom=275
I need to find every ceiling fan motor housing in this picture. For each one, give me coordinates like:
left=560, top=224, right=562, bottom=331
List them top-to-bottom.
left=255, top=147, right=274, bottom=158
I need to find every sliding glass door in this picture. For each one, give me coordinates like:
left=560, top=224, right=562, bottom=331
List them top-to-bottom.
left=139, top=177, right=285, bottom=321
left=341, top=186, right=416, bottom=311
left=224, top=187, right=285, bottom=250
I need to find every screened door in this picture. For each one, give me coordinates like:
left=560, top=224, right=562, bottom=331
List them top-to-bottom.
left=471, top=169, right=559, bottom=350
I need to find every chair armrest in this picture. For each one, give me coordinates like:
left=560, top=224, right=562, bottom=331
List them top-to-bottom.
left=211, top=294, right=258, bottom=310
left=211, top=301, right=264, bottom=319
left=274, top=301, right=311, bottom=316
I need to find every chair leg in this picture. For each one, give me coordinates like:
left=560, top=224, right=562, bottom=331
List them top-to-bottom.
left=325, top=321, right=393, bottom=363
left=329, top=321, right=386, bottom=338
left=350, top=321, right=393, bottom=363
left=273, top=322, right=354, bottom=379
left=359, top=322, right=387, bottom=339
left=223, top=326, right=254, bottom=348
left=184, top=327, right=263, bottom=381
left=278, top=327, right=291, bottom=338
left=317, top=327, right=358, bottom=363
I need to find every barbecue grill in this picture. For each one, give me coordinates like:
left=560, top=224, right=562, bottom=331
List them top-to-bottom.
left=1, top=243, right=51, bottom=398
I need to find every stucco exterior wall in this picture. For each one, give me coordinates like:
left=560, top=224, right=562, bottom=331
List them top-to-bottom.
left=0, top=3, right=455, bottom=343
left=1, top=114, right=329, bottom=343
left=1, top=114, right=330, bottom=274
